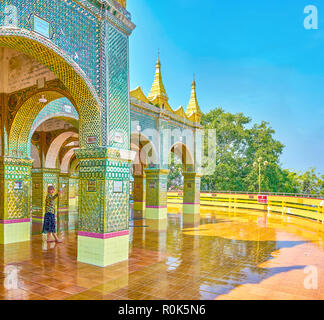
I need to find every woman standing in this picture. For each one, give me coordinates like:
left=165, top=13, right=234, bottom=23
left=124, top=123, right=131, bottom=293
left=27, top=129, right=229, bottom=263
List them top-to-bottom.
left=42, top=185, right=63, bottom=243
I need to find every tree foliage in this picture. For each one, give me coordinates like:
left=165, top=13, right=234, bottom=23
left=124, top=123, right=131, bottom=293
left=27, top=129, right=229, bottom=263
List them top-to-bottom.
left=167, top=107, right=324, bottom=195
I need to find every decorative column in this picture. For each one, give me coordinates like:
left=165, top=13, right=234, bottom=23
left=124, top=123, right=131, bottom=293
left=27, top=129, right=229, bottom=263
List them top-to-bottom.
left=74, top=2, right=135, bottom=267
left=75, top=148, right=134, bottom=268
left=0, top=157, right=33, bottom=244
left=31, top=168, right=60, bottom=235
left=145, top=169, right=169, bottom=220
left=183, top=172, right=201, bottom=215
left=58, top=173, right=69, bottom=232
left=68, top=174, right=79, bottom=231
left=133, top=174, right=146, bottom=212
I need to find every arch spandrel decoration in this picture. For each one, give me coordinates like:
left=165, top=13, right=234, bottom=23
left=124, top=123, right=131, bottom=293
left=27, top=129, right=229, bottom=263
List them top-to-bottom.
left=0, top=32, right=102, bottom=153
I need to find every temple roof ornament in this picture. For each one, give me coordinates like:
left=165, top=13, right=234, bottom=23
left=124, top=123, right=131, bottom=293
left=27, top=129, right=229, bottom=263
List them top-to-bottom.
left=117, top=0, right=127, bottom=8
left=130, top=56, right=202, bottom=125
left=147, top=56, right=172, bottom=111
left=185, top=75, right=202, bottom=123
left=130, top=86, right=150, bottom=104
left=174, top=106, right=186, bottom=118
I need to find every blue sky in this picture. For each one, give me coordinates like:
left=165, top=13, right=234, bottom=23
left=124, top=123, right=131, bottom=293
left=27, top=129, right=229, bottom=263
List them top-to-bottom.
left=128, top=0, right=324, bottom=174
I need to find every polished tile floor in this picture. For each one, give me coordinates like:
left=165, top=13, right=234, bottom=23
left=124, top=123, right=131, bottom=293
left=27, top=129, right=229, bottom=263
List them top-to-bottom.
left=1, top=205, right=324, bottom=300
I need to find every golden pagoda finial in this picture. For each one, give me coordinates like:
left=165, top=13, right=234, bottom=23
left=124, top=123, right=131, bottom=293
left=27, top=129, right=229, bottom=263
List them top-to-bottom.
left=116, top=0, right=127, bottom=9
left=147, top=52, right=169, bottom=106
left=186, top=74, right=202, bottom=118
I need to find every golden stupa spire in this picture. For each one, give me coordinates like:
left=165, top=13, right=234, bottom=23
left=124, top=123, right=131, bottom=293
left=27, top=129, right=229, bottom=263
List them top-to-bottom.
left=116, top=0, right=127, bottom=8
left=147, top=52, right=169, bottom=105
left=186, top=74, right=202, bottom=117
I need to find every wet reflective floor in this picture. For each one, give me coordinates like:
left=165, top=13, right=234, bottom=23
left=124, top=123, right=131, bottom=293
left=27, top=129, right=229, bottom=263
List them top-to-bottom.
left=1, top=205, right=324, bottom=300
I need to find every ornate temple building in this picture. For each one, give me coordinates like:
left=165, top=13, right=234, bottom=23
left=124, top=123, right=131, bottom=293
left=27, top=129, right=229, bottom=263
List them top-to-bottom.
left=0, top=0, right=202, bottom=267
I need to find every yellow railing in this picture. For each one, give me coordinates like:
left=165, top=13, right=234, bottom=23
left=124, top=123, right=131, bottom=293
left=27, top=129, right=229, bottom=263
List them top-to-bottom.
left=168, top=191, right=324, bottom=222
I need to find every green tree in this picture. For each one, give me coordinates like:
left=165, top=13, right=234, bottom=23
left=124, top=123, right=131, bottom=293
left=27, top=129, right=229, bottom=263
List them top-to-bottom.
left=168, top=107, right=323, bottom=195
left=201, top=108, right=302, bottom=193
left=201, top=108, right=250, bottom=191
left=243, top=121, right=286, bottom=192
left=167, top=152, right=183, bottom=190
left=291, top=168, right=324, bottom=195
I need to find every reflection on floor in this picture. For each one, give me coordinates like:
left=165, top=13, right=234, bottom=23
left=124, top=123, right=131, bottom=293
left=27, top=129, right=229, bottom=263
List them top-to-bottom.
left=1, top=205, right=324, bottom=300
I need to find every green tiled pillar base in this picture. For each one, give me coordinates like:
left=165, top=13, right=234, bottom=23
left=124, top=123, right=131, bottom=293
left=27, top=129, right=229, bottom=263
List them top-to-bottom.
left=75, top=147, right=134, bottom=268
left=0, top=157, right=33, bottom=244
left=145, top=169, right=169, bottom=220
left=183, top=172, right=201, bottom=217
left=183, top=204, right=200, bottom=215
left=145, top=207, right=167, bottom=220
left=0, top=222, right=30, bottom=244
left=77, top=233, right=129, bottom=267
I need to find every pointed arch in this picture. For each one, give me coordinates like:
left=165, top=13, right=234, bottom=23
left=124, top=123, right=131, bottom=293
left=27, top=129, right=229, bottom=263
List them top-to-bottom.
left=0, top=30, right=102, bottom=157
left=45, top=132, right=79, bottom=169
left=131, top=132, right=159, bottom=170
left=169, top=142, right=194, bottom=171
left=61, top=148, right=78, bottom=173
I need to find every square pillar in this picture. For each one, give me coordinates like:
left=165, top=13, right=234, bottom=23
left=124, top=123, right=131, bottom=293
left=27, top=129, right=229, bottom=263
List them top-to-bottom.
left=75, top=148, right=134, bottom=267
left=0, top=157, right=33, bottom=244
left=31, top=168, right=60, bottom=235
left=145, top=169, right=169, bottom=220
left=183, top=172, right=201, bottom=215
left=58, top=173, right=70, bottom=232
left=133, top=174, right=146, bottom=212
left=68, top=176, right=79, bottom=230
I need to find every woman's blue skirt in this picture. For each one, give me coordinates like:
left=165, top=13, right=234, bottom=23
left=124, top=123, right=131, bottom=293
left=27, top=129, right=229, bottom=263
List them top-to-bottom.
left=42, top=212, right=56, bottom=233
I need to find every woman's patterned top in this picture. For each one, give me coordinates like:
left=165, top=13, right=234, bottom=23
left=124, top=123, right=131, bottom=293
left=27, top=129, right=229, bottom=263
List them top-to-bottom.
left=45, top=193, right=59, bottom=214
